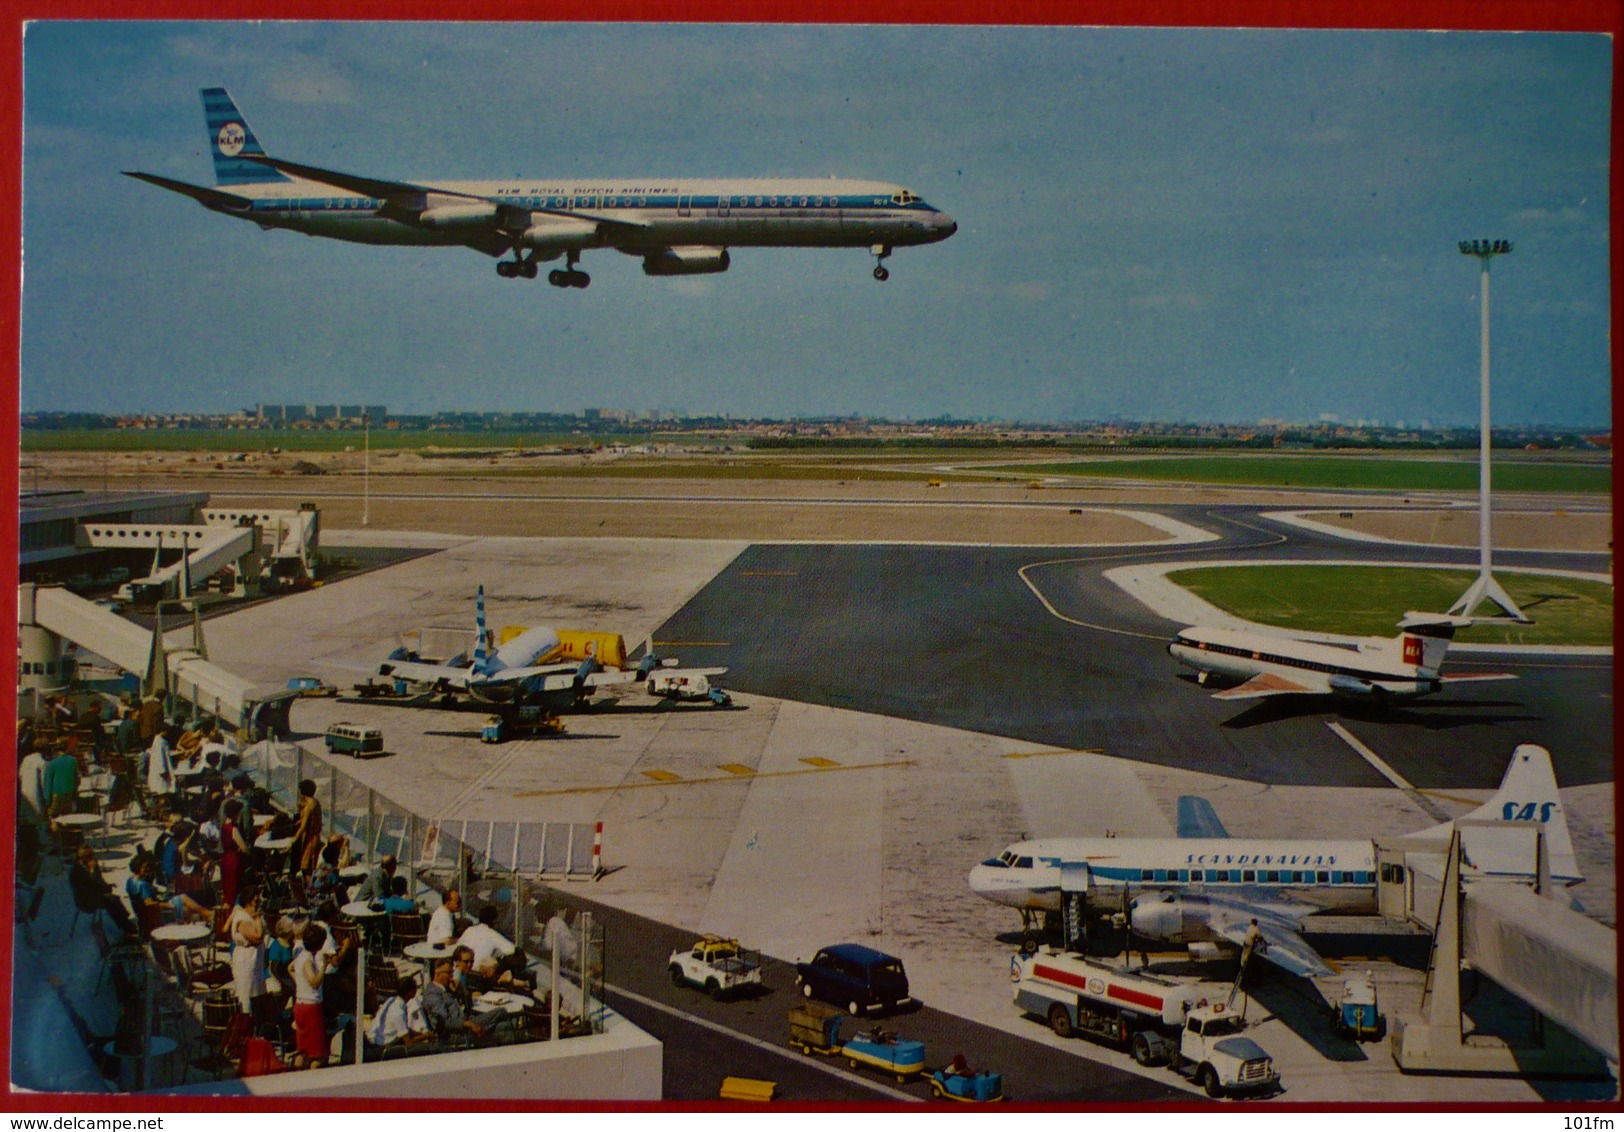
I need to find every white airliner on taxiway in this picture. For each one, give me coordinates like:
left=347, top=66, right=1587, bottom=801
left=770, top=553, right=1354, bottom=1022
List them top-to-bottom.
left=126, top=88, right=957, bottom=288
left=1167, top=612, right=1516, bottom=702
left=968, top=744, right=1579, bottom=979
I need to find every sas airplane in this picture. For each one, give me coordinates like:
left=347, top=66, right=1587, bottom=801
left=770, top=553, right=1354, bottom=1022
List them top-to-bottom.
left=125, top=88, right=957, bottom=288
left=376, top=585, right=725, bottom=711
left=1167, top=612, right=1516, bottom=702
left=968, top=744, right=1580, bottom=979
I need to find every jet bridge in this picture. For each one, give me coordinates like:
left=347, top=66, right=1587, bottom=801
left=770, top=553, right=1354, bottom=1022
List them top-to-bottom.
left=19, top=583, right=299, bottom=737
left=1380, top=826, right=1617, bottom=1074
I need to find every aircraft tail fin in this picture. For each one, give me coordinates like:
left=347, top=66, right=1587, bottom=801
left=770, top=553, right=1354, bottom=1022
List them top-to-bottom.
left=200, top=87, right=290, bottom=187
left=472, top=585, right=494, bottom=674
left=1391, top=611, right=1471, bottom=674
left=1413, top=744, right=1582, bottom=883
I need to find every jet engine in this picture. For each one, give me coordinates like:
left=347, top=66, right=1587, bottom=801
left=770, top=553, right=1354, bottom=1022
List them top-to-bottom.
left=419, top=203, right=500, bottom=229
left=519, top=215, right=599, bottom=252
left=642, top=247, right=731, bottom=276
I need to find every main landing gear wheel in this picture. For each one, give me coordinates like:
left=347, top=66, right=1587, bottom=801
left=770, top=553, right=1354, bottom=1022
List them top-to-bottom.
left=498, top=257, right=541, bottom=279
left=873, top=265, right=890, bottom=282
left=547, top=269, right=590, bottom=289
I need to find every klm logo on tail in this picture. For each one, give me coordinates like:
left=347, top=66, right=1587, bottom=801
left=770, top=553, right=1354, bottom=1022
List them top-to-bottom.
left=201, top=87, right=288, bottom=187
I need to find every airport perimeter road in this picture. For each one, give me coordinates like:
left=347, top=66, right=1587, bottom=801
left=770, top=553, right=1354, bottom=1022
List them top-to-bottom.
left=654, top=505, right=1612, bottom=791
left=552, top=890, right=1189, bottom=1104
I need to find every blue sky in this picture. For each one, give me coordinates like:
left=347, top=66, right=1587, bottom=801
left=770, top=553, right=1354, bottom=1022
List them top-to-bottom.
left=21, top=23, right=1613, bottom=425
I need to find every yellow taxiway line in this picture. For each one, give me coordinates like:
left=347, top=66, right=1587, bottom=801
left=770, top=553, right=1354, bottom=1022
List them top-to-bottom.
left=514, top=758, right=914, bottom=799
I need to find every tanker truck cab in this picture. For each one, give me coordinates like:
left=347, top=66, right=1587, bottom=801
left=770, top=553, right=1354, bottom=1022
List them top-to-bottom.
left=1173, top=1000, right=1280, bottom=1099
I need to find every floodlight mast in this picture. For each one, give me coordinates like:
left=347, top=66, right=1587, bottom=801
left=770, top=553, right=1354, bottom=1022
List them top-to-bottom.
left=1449, top=238, right=1529, bottom=623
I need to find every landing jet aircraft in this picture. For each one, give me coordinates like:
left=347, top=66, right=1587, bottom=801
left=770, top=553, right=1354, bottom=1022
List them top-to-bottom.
left=125, top=88, right=958, bottom=288
left=376, top=586, right=725, bottom=711
left=1167, top=612, right=1516, bottom=702
left=968, top=744, right=1579, bottom=979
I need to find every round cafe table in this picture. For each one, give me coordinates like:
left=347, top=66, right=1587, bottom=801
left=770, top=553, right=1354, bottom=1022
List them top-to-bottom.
left=54, top=812, right=103, bottom=831
left=339, top=864, right=370, bottom=882
left=342, top=901, right=390, bottom=949
left=150, top=922, right=211, bottom=946
left=403, top=940, right=457, bottom=976
left=473, top=989, right=534, bottom=1015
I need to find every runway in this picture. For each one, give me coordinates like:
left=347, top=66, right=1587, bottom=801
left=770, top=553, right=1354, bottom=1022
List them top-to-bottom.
left=652, top=504, right=1613, bottom=790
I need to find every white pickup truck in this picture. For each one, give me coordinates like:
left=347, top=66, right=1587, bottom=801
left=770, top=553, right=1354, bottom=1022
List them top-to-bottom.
left=667, top=936, right=763, bottom=1000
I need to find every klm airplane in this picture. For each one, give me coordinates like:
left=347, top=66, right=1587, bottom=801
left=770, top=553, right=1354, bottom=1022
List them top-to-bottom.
left=126, top=88, right=958, bottom=288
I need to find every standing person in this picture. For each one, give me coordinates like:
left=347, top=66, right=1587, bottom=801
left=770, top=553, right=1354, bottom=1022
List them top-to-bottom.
left=138, top=695, right=164, bottom=745
left=77, top=700, right=105, bottom=759
left=113, top=705, right=139, bottom=757
left=145, top=725, right=178, bottom=811
left=18, top=744, right=48, bottom=825
left=42, top=746, right=80, bottom=828
left=290, top=779, right=323, bottom=875
left=219, top=797, right=251, bottom=910
left=227, top=884, right=268, bottom=1012
left=542, top=906, right=578, bottom=969
left=289, top=922, right=349, bottom=1069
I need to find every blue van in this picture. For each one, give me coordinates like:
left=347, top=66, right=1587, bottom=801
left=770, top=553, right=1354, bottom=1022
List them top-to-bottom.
left=794, top=943, right=913, bottom=1016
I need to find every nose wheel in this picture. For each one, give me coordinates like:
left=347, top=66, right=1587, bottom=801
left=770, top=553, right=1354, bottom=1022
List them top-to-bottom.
left=870, top=243, right=892, bottom=282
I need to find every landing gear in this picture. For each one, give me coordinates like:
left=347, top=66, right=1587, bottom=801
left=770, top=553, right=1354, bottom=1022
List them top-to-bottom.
left=870, top=243, right=892, bottom=282
left=548, top=251, right=590, bottom=289
left=497, top=255, right=541, bottom=279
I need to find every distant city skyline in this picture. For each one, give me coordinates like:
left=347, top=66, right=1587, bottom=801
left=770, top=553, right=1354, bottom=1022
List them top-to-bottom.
left=22, top=23, right=1613, bottom=426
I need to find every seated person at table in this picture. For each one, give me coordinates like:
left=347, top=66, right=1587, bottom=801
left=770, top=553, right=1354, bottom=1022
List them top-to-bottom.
left=152, top=814, right=192, bottom=884
left=309, top=839, right=350, bottom=906
left=70, top=845, right=138, bottom=937
left=125, top=853, right=211, bottom=924
left=351, top=855, right=397, bottom=906
left=381, top=876, right=417, bottom=915
left=426, top=889, right=461, bottom=947
left=457, top=906, right=529, bottom=984
left=420, top=958, right=506, bottom=1044
left=365, top=975, right=432, bottom=1053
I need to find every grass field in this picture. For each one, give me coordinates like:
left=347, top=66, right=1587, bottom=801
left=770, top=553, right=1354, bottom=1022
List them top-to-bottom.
left=18, top=429, right=652, bottom=453
left=1005, top=455, right=1611, bottom=494
left=1167, top=565, right=1614, bottom=646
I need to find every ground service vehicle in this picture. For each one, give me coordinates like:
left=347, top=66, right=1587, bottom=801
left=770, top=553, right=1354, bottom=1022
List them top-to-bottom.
left=647, top=671, right=732, bottom=706
left=288, top=676, right=337, bottom=697
left=479, top=706, right=565, bottom=743
left=324, top=722, right=384, bottom=757
left=667, top=936, right=763, bottom=1000
left=796, top=943, right=913, bottom=1016
left=1011, top=948, right=1209, bottom=1064
left=1331, top=971, right=1384, bottom=1042
left=1165, top=1000, right=1280, bottom=1098
left=787, top=1002, right=926, bottom=1082
left=928, top=1061, right=1005, bottom=1103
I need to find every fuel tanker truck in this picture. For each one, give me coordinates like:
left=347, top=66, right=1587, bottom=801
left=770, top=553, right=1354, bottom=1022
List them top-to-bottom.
left=1011, top=948, right=1281, bottom=1097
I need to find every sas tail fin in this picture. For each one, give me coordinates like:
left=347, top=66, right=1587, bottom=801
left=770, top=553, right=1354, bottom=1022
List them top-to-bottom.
left=201, top=87, right=290, bottom=187
left=1413, top=744, right=1581, bottom=884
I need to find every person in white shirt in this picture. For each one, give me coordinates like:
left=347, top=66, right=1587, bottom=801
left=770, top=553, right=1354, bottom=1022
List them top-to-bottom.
left=145, top=725, right=178, bottom=799
left=18, top=746, right=48, bottom=823
left=427, top=890, right=461, bottom=947
left=457, top=906, right=526, bottom=981
left=542, top=906, right=579, bottom=968
left=366, top=976, right=431, bottom=1051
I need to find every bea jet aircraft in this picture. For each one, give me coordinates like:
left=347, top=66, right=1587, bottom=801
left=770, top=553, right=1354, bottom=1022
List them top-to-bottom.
left=126, top=88, right=957, bottom=289
left=376, top=586, right=725, bottom=711
left=1167, top=612, right=1516, bottom=702
left=968, top=744, right=1579, bottom=979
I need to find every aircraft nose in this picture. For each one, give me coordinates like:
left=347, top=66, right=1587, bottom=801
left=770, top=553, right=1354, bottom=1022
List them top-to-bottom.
left=933, top=212, right=958, bottom=240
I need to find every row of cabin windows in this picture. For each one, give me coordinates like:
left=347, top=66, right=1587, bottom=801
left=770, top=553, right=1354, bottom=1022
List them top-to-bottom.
left=269, top=194, right=898, bottom=213
left=1186, top=638, right=1353, bottom=677
left=20, top=660, right=73, bottom=676
left=1140, top=867, right=1373, bottom=885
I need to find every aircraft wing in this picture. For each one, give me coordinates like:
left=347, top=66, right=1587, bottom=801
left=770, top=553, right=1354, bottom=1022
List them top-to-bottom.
left=123, top=171, right=254, bottom=213
left=376, top=659, right=474, bottom=688
left=1210, top=671, right=1328, bottom=701
left=1177, top=796, right=1231, bottom=839
left=1203, top=900, right=1336, bottom=979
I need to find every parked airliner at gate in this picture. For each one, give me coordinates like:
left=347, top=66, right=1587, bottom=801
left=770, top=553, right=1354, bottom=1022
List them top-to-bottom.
left=126, top=88, right=958, bottom=288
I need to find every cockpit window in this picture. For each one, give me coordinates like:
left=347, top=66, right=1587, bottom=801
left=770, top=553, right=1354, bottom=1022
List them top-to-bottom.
left=890, top=190, right=921, bottom=205
left=1014, top=856, right=1033, bottom=869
